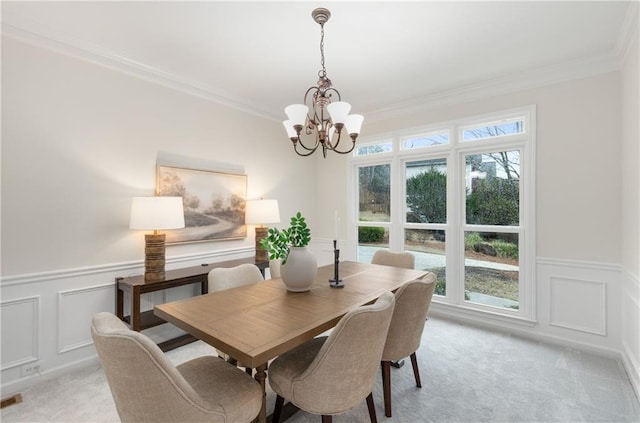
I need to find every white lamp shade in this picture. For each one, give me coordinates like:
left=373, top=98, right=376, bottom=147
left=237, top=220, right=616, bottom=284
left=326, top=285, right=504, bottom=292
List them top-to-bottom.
left=326, top=101, right=351, bottom=124
left=284, top=104, right=309, bottom=126
left=345, top=114, right=364, bottom=135
left=283, top=120, right=298, bottom=138
left=130, top=197, right=185, bottom=230
left=245, top=199, right=280, bottom=225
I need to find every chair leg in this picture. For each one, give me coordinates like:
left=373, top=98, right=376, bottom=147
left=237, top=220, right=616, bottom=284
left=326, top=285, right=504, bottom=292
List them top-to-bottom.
left=410, top=352, right=421, bottom=388
left=381, top=361, right=392, bottom=417
left=245, top=367, right=253, bottom=376
left=366, top=392, right=378, bottom=423
left=272, top=395, right=285, bottom=423
left=321, top=415, right=332, bottom=423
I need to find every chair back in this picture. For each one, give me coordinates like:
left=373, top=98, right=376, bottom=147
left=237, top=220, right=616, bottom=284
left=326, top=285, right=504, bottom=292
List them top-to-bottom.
left=371, top=250, right=415, bottom=269
left=208, top=263, right=264, bottom=292
left=382, top=273, right=436, bottom=361
left=293, top=291, right=396, bottom=414
left=91, top=312, right=225, bottom=423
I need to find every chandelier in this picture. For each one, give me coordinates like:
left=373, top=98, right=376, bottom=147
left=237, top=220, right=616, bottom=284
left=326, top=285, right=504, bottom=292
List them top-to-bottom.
left=283, top=8, right=364, bottom=158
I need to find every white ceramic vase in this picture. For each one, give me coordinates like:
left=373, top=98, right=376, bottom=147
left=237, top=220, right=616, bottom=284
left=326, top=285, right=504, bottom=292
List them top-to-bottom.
left=280, top=246, right=318, bottom=292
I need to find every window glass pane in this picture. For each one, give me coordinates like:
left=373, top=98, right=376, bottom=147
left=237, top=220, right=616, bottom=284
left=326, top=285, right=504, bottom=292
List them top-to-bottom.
left=462, top=118, right=525, bottom=142
left=402, top=132, right=449, bottom=150
left=355, top=141, right=393, bottom=156
left=466, top=151, right=520, bottom=225
left=406, top=158, right=447, bottom=224
left=359, top=164, right=390, bottom=222
left=357, top=227, right=389, bottom=262
left=405, top=229, right=446, bottom=296
left=464, top=231, right=519, bottom=309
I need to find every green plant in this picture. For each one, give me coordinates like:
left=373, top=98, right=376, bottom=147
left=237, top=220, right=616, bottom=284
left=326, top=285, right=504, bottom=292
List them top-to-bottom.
left=260, top=212, right=311, bottom=264
left=358, top=226, right=385, bottom=243
left=465, top=232, right=483, bottom=250
left=492, top=239, right=519, bottom=259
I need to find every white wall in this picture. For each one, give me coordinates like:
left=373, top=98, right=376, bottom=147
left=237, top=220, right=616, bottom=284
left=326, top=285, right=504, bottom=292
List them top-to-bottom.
left=620, top=25, right=640, bottom=396
left=0, top=36, right=322, bottom=392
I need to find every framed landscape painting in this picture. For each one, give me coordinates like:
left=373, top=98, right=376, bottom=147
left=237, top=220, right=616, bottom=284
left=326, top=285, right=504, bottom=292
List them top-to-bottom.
left=156, top=165, right=247, bottom=244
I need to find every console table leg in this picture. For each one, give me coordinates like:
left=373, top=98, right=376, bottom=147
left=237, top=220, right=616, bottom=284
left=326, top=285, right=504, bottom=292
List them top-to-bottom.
left=132, top=287, right=141, bottom=331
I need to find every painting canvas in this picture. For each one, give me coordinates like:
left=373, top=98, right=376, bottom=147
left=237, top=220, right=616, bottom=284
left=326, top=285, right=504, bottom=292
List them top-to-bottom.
left=156, top=165, right=247, bottom=244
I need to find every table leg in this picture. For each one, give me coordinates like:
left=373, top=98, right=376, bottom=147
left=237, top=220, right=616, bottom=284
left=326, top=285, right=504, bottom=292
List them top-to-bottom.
left=254, top=363, right=268, bottom=423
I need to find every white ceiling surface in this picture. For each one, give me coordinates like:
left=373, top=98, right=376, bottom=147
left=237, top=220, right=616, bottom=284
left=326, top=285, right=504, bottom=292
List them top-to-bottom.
left=1, top=1, right=635, bottom=122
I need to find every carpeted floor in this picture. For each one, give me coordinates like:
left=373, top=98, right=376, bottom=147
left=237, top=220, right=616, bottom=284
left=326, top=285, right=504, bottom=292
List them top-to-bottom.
left=2, top=317, right=639, bottom=422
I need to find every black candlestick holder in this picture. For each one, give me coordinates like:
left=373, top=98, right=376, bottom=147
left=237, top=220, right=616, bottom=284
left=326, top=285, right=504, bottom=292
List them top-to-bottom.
left=329, top=239, right=344, bottom=288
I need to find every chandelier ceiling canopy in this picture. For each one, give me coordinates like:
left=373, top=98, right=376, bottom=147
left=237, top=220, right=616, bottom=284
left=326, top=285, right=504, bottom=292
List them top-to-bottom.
left=283, top=8, right=364, bottom=158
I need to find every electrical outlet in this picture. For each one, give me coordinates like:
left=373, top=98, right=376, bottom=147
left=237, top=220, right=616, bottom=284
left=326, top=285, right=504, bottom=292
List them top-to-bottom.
left=21, top=363, right=40, bottom=377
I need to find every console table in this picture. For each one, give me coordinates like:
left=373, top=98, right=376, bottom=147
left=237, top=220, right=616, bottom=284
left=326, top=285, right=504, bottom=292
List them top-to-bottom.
left=116, top=257, right=269, bottom=351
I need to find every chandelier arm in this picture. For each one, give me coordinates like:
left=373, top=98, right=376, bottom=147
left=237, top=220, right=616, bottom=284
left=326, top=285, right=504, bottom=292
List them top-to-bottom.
left=324, top=87, right=341, bottom=101
left=326, top=130, right=357, bottom=154
left=296, top=131, right=320, bottom=151
left=329, top=139, right=357, bottom=155
left=293, top=141, right=319, bottom=157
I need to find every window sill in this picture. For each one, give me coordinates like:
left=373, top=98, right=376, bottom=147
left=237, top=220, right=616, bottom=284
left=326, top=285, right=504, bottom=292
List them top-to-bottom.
left=429, top=299, right=537, bottom=328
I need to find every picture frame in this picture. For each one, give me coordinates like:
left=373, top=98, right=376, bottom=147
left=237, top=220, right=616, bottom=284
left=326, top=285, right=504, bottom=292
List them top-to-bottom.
left=156, top=164, right=247, bottom=244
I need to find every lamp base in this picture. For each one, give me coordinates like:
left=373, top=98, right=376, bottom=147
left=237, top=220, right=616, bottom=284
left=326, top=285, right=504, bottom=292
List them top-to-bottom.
left=255, top=226, right=269, bottom=263
left=144, top=233, right=166, bottom=281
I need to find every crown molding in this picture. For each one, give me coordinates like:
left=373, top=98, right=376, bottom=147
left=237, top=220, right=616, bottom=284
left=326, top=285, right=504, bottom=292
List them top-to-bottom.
left=0, top=16, right=627, bottom=124
left=1, top=21, right=282, bottom=122
left=365, top=51, right=621, bottom=122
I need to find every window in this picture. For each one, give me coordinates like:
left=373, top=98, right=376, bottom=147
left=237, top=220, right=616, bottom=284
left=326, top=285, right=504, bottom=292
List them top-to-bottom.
left=350, top=107, right=535, bottom=322
left=402, top=131, right=450, bottom=150
left=354, top=140, right=393, bottom=156
left=357, top=163, right=391, bottom=262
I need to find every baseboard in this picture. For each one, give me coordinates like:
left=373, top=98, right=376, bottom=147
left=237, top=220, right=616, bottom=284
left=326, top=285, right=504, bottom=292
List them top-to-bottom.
left=430, top=307, right=622, bottom=360
left=622, top=341, right=640, bottom=402
left=0, top=355, right=100, bottom=398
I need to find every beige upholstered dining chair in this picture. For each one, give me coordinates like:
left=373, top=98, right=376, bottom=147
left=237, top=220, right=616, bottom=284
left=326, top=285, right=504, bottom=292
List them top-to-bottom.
left=371, top=249, right=415, bottom=269
left=371, top=249, right=416, bottom=371
left=207, top=262, right=264, bottom=291
left=208, top=263, right=264, bottom=369
left=380, top=274, right=436, bottom=417
left=268, top=291, right=396, bottom=423
left=91, top=312, right=262, bottom=423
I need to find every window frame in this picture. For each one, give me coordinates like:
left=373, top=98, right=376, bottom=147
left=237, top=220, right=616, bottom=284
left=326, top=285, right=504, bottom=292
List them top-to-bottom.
left=349, top=106, right=536, bottom=323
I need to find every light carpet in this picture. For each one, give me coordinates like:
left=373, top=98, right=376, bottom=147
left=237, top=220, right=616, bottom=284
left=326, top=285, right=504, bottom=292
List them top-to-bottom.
left=2, top=317, right=639, bottom=422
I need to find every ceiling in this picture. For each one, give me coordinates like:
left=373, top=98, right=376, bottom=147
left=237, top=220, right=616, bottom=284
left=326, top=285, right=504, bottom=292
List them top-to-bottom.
left=1, top=1, right=636, bottom=122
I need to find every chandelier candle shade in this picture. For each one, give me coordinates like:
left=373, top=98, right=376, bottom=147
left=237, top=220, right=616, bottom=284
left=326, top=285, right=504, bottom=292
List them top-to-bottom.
left=283, top=8, right=364, bottom=158
left=129, top=197, right=185, bottom=282
left=245, top=199, right=281, bottom=262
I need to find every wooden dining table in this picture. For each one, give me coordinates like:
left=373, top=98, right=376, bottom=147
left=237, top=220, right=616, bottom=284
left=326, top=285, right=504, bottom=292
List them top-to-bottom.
left=154, top=260, right=427, bottom=423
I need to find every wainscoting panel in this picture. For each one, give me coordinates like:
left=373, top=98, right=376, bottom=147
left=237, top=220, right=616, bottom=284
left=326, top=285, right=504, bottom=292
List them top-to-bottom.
left=0, top=248, right=254, bottom=393
left=622, top=269, right=640, bottom=399
left=549, top=276, right=606, bottom=335
left=57, top=284, right=115, bottom=353
left=0, top=296, right=39, bottom=370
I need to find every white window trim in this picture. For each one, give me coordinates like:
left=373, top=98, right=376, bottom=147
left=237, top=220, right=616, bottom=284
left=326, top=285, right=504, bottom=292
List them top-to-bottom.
left=349, top=105, right=537, bottom=323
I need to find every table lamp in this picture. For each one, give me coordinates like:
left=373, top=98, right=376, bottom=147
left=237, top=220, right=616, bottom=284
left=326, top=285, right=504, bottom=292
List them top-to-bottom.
left=130, top=196, right=185, bottom=281
left=245, top=199, right=280, bottom=262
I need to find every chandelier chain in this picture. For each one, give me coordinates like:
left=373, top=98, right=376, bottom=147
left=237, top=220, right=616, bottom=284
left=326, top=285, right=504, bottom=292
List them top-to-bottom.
left=319, top=24, right=326, bottom=78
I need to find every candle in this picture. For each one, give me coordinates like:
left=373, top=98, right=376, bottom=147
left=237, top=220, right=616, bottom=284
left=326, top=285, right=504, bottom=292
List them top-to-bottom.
left=334, top=210, right=339, bottom=241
